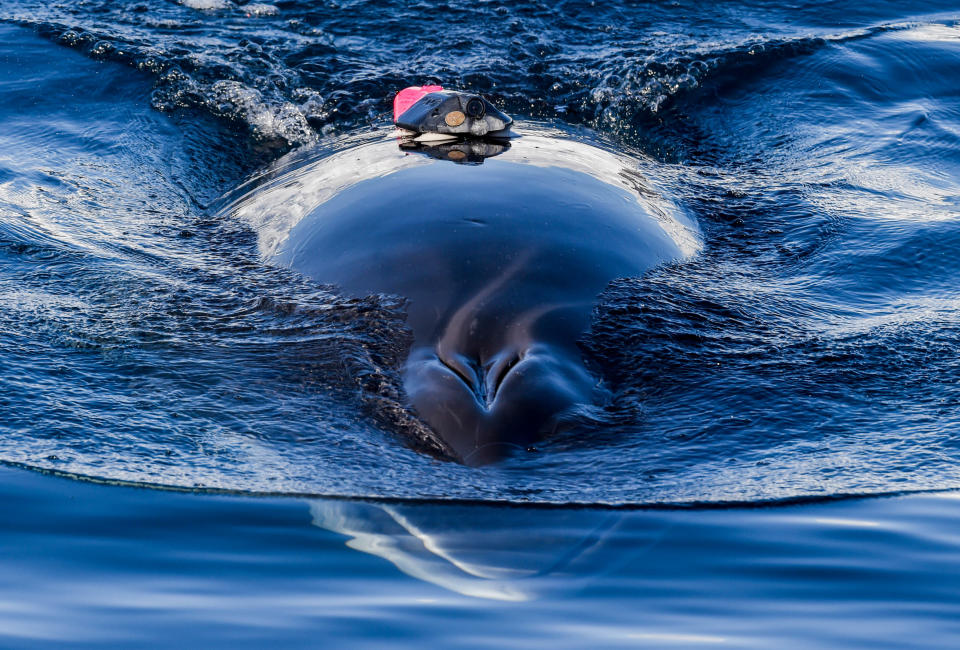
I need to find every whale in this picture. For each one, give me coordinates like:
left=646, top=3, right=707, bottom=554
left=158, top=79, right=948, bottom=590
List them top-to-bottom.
left=227, top=127, right=699, bottom=464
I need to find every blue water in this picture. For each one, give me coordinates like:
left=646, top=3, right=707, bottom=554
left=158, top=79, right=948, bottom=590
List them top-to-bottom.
left=2, top=0, right=960, bottom=645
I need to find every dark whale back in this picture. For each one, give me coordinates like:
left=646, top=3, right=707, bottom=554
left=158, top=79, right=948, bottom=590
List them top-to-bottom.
left=233, top=130, right=699, bottom=463
left=277, top=160, right=684, bottom=357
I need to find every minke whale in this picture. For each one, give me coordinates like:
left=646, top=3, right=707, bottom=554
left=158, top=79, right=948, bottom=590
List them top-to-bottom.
left=227, top=124, right=699, bottom=465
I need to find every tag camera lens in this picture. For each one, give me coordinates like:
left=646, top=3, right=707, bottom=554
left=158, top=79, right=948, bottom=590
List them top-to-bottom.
left=465, top=97, right=485, bottom=119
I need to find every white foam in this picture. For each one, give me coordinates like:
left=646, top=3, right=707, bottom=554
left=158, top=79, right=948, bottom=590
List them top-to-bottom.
left=178, top=0, right=231, bottom=10
left=243, top=3, right=279, bottom=16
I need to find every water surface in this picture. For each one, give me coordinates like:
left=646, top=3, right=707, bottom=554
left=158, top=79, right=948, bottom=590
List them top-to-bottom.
left=1, top=0, right=960, bottom=645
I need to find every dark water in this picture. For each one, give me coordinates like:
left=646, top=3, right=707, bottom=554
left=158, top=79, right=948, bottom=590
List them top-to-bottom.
left=2, top=0, right=960, bottom=645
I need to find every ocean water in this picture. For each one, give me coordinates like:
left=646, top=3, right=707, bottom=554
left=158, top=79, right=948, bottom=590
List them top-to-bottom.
left=1, top=0, right=960, bottom=646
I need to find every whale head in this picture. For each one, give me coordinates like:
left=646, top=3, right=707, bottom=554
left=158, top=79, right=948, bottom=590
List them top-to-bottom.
left=228, top=127, right=700, bottom=463
left=404, top=341, right=600, bottom=465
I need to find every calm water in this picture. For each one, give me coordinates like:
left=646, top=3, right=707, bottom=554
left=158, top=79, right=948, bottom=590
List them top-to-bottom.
left=1, top=0, right=960, bottom=645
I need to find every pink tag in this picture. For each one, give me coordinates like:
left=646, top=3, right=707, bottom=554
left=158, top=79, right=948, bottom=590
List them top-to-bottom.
left=393, top=85, right=444, bottom=123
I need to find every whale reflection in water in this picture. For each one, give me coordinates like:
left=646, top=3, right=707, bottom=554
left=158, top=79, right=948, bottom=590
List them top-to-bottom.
left=228, top=127, right=699, bottom=463
left=310, top=499, right=666, bottom=601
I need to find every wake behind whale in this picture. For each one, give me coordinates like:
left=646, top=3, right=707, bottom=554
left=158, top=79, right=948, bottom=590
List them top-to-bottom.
left=227, top=127, right=700, bottom=463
